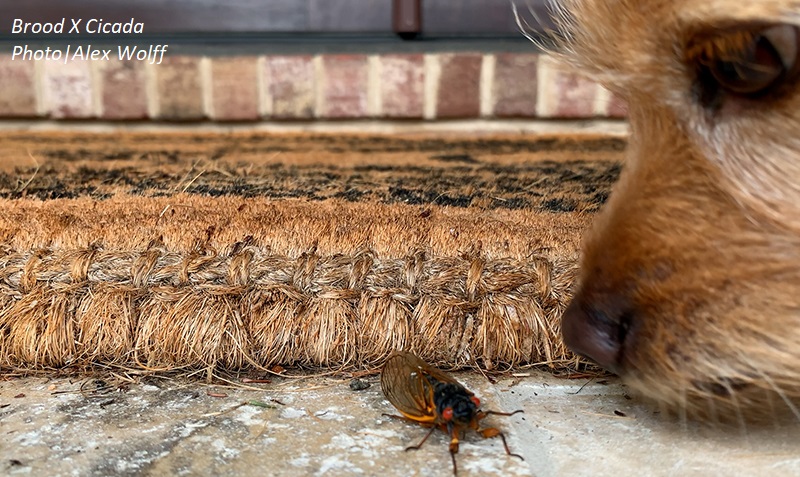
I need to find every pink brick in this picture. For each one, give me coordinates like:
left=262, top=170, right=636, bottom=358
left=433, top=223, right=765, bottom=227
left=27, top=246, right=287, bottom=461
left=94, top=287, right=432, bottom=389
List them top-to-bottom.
left=436, top=53, right=481, bottom=118
left=493, top=53, right=538, bottom=117
left=379, top=54, right=424, bottom=118
left=0, top=55, right=36, bottom=117
left=264, top=55, right=315, bottom=119
left=320, top=55, right=368, bottom=118
left=156, top=56, right=204, bottom=120
left=211, top=57, right=259, bottom=121
left=43, top=59, right=93, bottom=118
left=99, top=59, right=147, bottom=119
left=549, top=71, right=598, bottom=118
left=607, top=93, right=629, bottom=118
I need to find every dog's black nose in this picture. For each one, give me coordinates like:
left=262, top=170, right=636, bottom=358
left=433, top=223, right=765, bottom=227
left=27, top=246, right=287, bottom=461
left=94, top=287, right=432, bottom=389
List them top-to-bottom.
left=561, top=292, right=632, bottom=375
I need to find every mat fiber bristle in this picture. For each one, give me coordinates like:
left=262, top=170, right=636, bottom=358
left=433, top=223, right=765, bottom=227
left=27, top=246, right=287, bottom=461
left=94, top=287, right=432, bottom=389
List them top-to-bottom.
left=0, top=131, right=623, bottom=374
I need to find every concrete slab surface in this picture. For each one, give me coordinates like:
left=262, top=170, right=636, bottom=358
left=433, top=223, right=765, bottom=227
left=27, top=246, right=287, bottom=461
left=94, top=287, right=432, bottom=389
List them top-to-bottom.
left=2, top=372, right=799, bottom=477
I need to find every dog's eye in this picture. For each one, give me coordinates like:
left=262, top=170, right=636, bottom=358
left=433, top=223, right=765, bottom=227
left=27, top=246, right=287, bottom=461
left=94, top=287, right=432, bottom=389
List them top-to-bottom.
left=689, top=25, right=799, bottom=99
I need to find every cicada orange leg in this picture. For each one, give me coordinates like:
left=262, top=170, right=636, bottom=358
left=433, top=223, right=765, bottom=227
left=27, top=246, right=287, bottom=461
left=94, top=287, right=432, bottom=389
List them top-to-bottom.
left=477, top=409, right=525, bottom=461
left=381, top=413, right=439, bottom=452
left=405, top=426, right=438, bottom=452
left=476, top=426, right=524, bottom=461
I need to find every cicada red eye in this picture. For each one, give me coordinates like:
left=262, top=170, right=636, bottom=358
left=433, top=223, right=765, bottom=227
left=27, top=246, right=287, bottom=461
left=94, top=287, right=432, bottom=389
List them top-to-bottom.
left=471, top=396, right=481, bottom=407
left=442, top=407, right=454, bottom=420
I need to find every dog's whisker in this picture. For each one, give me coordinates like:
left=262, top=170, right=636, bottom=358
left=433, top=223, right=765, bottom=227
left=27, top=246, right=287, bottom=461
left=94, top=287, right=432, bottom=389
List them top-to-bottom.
left=511, top=1, right=553, bottom=50
left=511, top=7, right=538, bottom=45
left=733, top=349, right=800, bottom=425
left=759, top=370, right=800, bottom=425
left=723, top=382, right=750, bottom=439
left=762, top=385, right=782, bottom=430
left=678, top=386, right=689, bottom=432
left=704, top=392, right=721, bottom=428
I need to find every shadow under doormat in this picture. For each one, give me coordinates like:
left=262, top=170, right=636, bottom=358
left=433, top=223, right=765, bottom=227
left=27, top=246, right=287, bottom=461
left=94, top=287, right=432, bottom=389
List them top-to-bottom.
left=0, top=131, right=624, bottom=375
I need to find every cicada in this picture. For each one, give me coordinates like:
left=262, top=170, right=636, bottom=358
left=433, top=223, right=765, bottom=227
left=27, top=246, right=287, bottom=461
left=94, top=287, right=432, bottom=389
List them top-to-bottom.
left=380, top=351, right=523, bottom=475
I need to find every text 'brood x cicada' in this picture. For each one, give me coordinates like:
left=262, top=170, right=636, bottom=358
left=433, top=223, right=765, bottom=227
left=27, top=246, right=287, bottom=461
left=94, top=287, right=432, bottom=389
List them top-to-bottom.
left=380, top=351, right=524, bottom=475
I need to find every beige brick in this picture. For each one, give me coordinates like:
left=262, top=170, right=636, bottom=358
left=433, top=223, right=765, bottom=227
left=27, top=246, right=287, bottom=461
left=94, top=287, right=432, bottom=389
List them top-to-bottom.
left=436, top=53, right=481, bottom=118
left=493, top=53, right=538, bottom=117
left=379, top=54, right=424, bottom=118
left=0, top=55, right=37, bottom=117
left=264, top=55, right=315, bottom=119
left=319, top=55, right=368, bottom=118
left=156, top=56, right=204, bottom=120
left=536, top=56, right=600, bottom=118
left=211, top=57, right=259, bottom=121
left=43, top=59, right=93, bottom=118
left=99, top=59, right=148, bottom=119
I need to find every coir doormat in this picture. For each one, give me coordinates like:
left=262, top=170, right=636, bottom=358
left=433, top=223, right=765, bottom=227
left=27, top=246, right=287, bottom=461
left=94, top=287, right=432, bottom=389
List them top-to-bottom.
left=0, top=131, right=623, bottom=374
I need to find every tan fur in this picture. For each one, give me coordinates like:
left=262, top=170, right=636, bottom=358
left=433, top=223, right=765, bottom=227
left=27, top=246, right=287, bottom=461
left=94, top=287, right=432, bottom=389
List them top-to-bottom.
left=554, top=0, right=800, bottom=419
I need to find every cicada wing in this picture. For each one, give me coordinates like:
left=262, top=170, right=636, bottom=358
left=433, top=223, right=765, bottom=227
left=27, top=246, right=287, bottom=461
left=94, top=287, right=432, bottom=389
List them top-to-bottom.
left=381, top=351, right=472, bottom=422
left=381, top=352, right=439, bottom=421
left=393, top=352, right=473, bottom=393
left=407, top=353, right=464, bottom=388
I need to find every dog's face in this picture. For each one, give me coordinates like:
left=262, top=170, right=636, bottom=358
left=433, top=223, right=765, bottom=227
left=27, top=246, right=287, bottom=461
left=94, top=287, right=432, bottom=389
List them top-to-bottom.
left=555, top=0, right=800, bottom=419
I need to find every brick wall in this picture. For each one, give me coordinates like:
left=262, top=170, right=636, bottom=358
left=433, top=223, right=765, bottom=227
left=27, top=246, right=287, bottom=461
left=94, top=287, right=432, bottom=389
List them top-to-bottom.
left=0, top=52, right=626, bottom=121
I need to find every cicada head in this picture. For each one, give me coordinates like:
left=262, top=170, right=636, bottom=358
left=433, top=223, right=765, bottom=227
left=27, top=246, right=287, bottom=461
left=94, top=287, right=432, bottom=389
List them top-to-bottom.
left=433, top=381, right=481, bottom=428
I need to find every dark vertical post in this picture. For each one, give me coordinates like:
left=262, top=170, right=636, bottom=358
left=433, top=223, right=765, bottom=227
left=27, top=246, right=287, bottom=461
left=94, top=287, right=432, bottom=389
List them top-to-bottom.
left=392, top=0, right=421, bottom=40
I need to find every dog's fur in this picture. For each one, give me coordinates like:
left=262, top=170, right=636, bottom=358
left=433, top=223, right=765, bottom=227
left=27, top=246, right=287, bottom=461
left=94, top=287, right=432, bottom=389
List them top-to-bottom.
left=552, top=0, right=800, bottom=420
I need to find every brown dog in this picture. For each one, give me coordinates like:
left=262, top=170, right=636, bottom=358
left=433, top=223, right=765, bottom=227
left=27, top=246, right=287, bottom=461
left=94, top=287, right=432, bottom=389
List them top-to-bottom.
left=549, top=1, right=800, bottom=420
